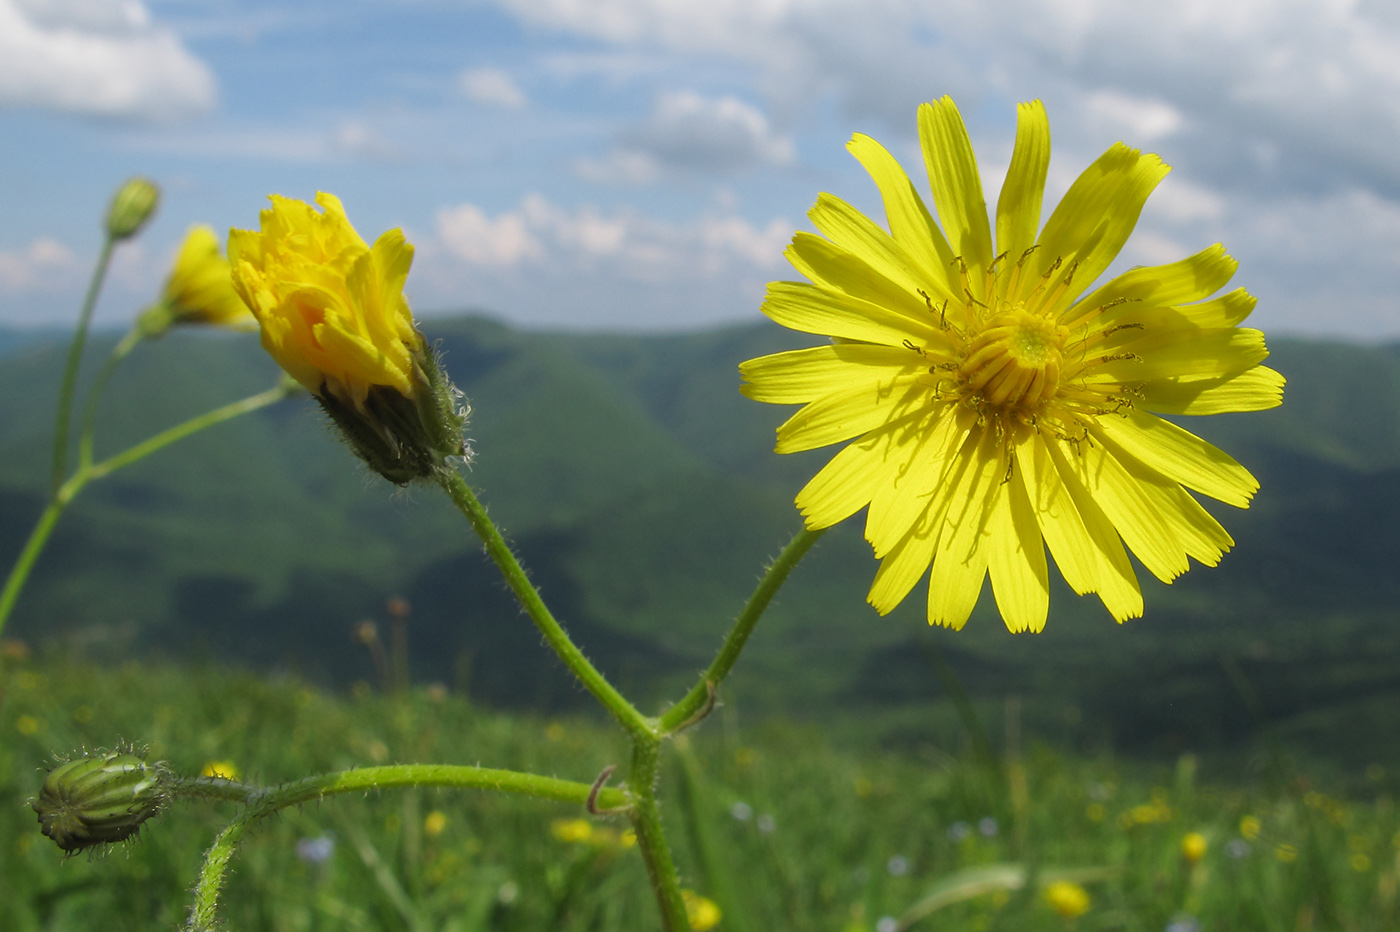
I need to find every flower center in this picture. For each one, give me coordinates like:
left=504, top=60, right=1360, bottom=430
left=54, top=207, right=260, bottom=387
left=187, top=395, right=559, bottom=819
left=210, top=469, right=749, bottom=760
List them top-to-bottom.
left=959, top=309, right=1066, bottom=412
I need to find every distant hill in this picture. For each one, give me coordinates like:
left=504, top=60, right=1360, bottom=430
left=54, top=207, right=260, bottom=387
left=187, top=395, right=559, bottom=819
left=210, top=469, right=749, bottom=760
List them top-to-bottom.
left=4, top=316, right=1400, bottom=762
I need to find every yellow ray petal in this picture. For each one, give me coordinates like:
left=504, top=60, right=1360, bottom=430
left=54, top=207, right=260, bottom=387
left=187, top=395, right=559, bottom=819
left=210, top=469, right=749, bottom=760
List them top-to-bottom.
left=918, top=97, right=994, bottom=286
left=995, top=100, right=1051, bottom=275
left=847, top=133, right=957, bottom=296
left=1028, top=145, right=1169, bottom=308
left=809, top=194, right=938, bottom=301
left=785, top=233, right=935, bottom=318
left=1074, top=243, right=1237, bottom=313
left=761, top=280, right=936, bottom=348
left=1085, top=327, right=1269, bottom=382
left=741, top=344, right=925, bottom=404
left=1139, top=365, right=1285, bottom=415
left=775, top=376, right=927, bottom=454
left=865, top=406, right=969, bottom=556
left=1094, top=410, right=1258, bottom=507
left=796, top=414, right=923, bottom=528
left=926, top=430, right=1001, bottom=629
left=1042, top=437, right=1144, bottom=620
left=1070, top=439, right=1190, bottom=583
left=987, top=462, right=1050, bottom=633
left=868, top=520, right=938, bottom=614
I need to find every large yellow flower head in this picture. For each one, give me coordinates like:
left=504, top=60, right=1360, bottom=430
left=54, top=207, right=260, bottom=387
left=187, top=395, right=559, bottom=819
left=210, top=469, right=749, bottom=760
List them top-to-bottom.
left=741, top=97, right=1284, bottom=633
left=230, top=193, right=465, bottom=484
left=139, top=225, right=254, bottom=336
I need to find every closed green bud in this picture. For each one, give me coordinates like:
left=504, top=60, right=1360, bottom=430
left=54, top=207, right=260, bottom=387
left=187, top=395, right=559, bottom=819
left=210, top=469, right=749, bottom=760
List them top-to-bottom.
left=105, top=177, right=161, bottom=241
left=32, top=749, right=168, bottom=853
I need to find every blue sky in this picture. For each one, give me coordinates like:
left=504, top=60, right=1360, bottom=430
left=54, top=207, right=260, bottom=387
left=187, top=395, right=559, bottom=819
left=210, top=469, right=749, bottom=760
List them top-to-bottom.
left=2, top=0, right=1399, bottom=338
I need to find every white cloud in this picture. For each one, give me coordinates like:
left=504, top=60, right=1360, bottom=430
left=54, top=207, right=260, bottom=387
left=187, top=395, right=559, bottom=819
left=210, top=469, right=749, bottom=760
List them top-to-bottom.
left=0, top=0, right=216, bottom=120
left=458, top=66, right=528, bottom=109
left=580, top=90, right=793, bottom=185
left=1084, top=90, right=1183, bottom=142
left=435, top=194, right=790, bottom=277
left=437, top=203, right=543, bottom=266
left=0, top=237, right=79, bottom=293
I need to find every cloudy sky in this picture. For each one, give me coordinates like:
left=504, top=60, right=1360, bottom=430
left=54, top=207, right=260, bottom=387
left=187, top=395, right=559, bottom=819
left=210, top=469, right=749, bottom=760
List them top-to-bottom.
left=2, top=0, right=1398, bottom=339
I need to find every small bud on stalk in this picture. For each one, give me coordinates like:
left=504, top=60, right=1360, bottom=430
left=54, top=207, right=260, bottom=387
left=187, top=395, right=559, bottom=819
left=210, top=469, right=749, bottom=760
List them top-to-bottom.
left=105, top=178, right=161, bottom=241
left=31, top=748, right=170, bottom=853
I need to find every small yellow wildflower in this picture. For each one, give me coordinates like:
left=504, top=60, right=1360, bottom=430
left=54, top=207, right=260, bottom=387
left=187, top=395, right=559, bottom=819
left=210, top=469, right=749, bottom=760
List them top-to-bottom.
left=741, top=96, right=1281, bottom=632
left=229, top=193, right=465, bottom=483
left=140, top=225, right=255, bottom=336
left=16, top=715, right=39, bottom=735
left=201, top=760, right=238, bottom=780
left=423, top=810, right=447, bottom=837
left=1239, top=815, right=1261, bottom=841
left=551, top=818, right=594, bottom=844
left=1180, top=832, right=1208, bottom=864
left=1276, top=843, right=1298, bottom=863
left=1351, top=853, right=1372, bottom=872
left=1044, top=880, right=1091, bottom=919
left=682, top=890, right=722, bottom=931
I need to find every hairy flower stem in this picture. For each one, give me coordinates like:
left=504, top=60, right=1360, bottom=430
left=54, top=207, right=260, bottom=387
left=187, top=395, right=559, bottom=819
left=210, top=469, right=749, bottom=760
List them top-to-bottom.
left=51, top=236, right=115, bottom=494
left=0, top=381, right=296, bottom=638
left=436, top=468, right=655, bottom=741
left=659, top=526, right=825, bottom=734
left=627, top=739, right=691, bottom=932
left=182, top=764, right=621, bottom=932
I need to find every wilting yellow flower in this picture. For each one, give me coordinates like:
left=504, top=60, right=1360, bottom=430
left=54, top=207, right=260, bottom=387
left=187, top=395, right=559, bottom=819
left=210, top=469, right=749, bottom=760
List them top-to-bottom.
left=741, top=97, right=1283, bottom=632
left=229, top=193, right=465, bottom=483
left=229, top=193, right=419, bottom=404
left=140, top=225, right=255, bottom=335
left=200, top=760, right=238, bottom=780
left=1181, top=831, right=1208, bottom=864
left=1044, top=880, right=1091, bottom=919
left=682, top=890, right=722, bottom=931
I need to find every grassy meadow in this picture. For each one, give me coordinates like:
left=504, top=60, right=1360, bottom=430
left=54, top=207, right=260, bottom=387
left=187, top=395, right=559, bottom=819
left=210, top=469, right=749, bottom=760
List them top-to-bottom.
left=4, top=647, right=1399, bottom=932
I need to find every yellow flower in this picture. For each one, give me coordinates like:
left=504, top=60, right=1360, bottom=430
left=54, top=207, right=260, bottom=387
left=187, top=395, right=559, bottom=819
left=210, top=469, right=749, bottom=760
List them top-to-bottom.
left=740, top=97, right=1282, bottom=632
left=229, top=193, right=465, bottom=483
left=229, top=193, right=419, bottom=404
left=140, top=225, right=255, bottom=335
left=201, top=760, right=238, bottom=780
left=423, top=810, right=448, bottom=837
left=1239, top=815, right=1261, bottom=841
left=550, top=818, right=595, bottom=844
left=1181, top=832, right=1208, bottom=864
left=1044, top=880, right=1091, bottom=919
left=682, top=890, right=722, bottom=931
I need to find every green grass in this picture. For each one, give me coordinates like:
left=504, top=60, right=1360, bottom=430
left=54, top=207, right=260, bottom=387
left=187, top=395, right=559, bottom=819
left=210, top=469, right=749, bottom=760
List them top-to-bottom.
left=4, top=651, right=1398, bottom=932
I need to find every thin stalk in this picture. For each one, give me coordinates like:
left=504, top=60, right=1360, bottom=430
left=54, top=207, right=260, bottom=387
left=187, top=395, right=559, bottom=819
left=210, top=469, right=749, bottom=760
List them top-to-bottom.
left=51, top=236, right=116, bottom=493
left=77, top=328, right=143, bottom=469
left=87, top=381, right=296, bottom=480
left=0, top=382, right=296, bottom=639
left=436, top=468, right=654, bottom=740
left=659, top=527, right=824, bottom=734
left=627, top=740, right=690, bottom=932
left=182, top=763, right=628, bottom=932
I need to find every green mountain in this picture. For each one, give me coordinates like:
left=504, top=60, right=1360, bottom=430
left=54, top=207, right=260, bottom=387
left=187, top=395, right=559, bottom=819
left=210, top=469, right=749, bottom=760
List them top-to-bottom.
left=3, top=317, right=1399, bottom=761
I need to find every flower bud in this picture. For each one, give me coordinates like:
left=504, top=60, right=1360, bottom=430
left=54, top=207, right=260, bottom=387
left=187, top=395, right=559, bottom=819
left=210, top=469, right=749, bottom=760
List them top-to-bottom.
left=105, top=178, right=161, bottom=241
left=31, top=749, right=168, bottom=853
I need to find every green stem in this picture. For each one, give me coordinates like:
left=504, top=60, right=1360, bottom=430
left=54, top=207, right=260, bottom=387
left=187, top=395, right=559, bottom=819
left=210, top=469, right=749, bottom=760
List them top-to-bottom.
left=51, top=236, right=116, bottom=493
left=77, top=328, right=143, bottom=470
left=0, top=382, right=296, bottom=639
left=436, top=468, right=654, bottom=741
left=658, top=526, right=824, bottom=734
left=627, top=740, right=690, bottom=932
left=182, top=764, right=627, bottom=932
